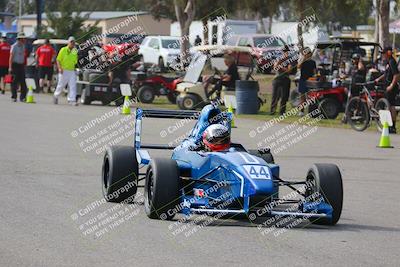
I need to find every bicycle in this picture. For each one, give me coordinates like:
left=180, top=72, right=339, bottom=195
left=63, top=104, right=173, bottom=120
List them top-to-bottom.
left=345, top=81, right=390, bottom=131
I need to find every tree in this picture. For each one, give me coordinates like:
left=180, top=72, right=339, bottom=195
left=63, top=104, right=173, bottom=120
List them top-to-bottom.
left=174, top=0, right=195, bottom=64
left=242, top=0, right=281, bottom=33
left=378, top=0, right=390, bottom=47
left=41, top=1, right=99, bottom=41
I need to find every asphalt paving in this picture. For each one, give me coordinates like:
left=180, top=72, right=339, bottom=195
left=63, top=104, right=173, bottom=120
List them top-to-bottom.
left=0, top=94, right=399, bottom=267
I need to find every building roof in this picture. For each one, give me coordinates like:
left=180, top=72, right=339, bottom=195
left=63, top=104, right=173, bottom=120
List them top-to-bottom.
left=20, top=11, right=148, bottom=21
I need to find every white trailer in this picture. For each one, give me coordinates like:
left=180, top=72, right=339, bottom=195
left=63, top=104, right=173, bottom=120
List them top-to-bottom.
left=170, top=18, right=258, bottom=46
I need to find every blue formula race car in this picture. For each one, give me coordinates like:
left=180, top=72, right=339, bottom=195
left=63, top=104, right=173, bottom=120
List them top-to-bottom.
left=101, top=104, right=343, bottom=225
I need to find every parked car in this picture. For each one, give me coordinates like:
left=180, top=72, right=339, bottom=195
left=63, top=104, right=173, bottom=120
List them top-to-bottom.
left=226, top=34, right=295, bottom=73
left=138, top=36, right=188, bottom=71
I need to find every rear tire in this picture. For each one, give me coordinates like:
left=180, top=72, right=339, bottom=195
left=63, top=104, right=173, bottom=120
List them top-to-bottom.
left=137, top=85, right=155, bottom=103
left=177, top=94, right=199, bottom=110
left=346, top=97, right=370, bottom=131
left=318, top=98, right=340, bottom=119
left=102, top=146, right=138, bottom=203
left=144, top=158, right=181, bottom=220
left=305, top=164, right=343, bottom=225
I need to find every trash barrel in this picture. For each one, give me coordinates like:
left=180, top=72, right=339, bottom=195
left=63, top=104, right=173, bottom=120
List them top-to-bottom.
left=235, top=80, right=260, bottom=114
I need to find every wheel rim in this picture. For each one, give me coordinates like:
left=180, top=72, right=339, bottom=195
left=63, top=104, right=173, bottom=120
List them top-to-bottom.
left=142, top=90, right=153, bottom=101
left=183, top=98, right=194, bottom=109
left=146, top=169, right=154, bottom=206
left=305, top=174, right=315, bottom=198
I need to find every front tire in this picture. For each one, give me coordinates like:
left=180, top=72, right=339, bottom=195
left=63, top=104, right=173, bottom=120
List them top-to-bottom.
left=137, top=85, right=155, bottom=103
left=177, top=94, right=199, bottom=110
left=346, top=97, right=370, bottom=131
left=318, top=98, right=340, bottom=119
left=102, top=146, right=138, bottom=203
left=144, top=158, right=181, bottom=220
left=305, top=163, right=343, bottom=225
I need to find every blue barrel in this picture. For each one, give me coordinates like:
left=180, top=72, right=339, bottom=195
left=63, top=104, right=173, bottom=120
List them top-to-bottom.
left=235, top=80, right=260, bottom=114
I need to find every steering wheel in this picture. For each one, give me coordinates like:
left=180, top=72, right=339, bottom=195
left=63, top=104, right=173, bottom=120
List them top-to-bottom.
left=213, top=67, right=221, bottom=79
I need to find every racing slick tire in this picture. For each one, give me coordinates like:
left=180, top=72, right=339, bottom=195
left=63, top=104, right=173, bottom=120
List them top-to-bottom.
left=137, top=85, right=155, bottom=104
left=80, top=88, right=92, bottom=105
left=177, top=94, right=199, bottom=110
left=318, top=98, right=340, bottom=119
left=102, top=146, right=138, bottom=203
left=144, top=158, right=181, bottom=220
left=305, top=163, right=343, bottom=225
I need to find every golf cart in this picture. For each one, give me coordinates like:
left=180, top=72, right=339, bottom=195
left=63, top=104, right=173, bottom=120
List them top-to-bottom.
left=291, top=37, right=382, bottom=119
left=175, top=45, right=264, bottom=110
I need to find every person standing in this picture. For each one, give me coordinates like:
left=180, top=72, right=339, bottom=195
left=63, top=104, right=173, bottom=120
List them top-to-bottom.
left=9, top=32, right=27, bottom=102
left=0, top=35, right=11, bottom=94
left=194, top=35, right=202, bottom=46
left=53, top=36, right=78, bottom=105
left=36, top=39, right=56, bottom=93
left=270, top=46, right=292, bottom=115
left=297, top=47, right=316, bottom=116
left=375, top=47, right=399, bottom=134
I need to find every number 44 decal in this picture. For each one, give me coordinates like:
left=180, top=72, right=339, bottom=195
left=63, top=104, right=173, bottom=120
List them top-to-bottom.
left=243, top=165, right=271, bottom=179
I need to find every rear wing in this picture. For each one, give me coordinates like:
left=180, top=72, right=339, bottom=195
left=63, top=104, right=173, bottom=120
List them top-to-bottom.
left=134, top=108, right=200, bottom=164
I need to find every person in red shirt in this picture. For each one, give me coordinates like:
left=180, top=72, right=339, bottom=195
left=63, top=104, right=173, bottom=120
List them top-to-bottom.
left=0, top=35, right=11, bottom=94
left=36, top=39, right=56, bottom=93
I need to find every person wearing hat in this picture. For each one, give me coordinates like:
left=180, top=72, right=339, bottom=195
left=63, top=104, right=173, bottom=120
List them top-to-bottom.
left=9, top=32, right=28, bottom=102
left=0, top=35, right=11, bottom=94
left=53, top=36, right=78, bottom=105
left=270, top=45, right=292, bottom=115
left=374, top=46, right=399, bottom=134
left=348, top=53, right=366, bottom=96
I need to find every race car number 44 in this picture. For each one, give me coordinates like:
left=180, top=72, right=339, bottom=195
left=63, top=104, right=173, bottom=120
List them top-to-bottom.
left=243, top=165, right=271, bottom=179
